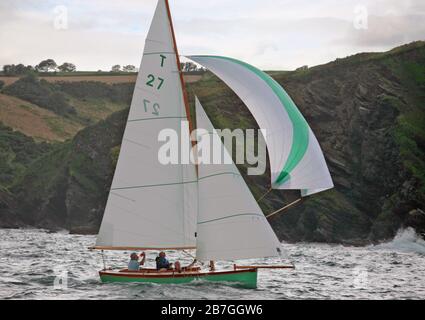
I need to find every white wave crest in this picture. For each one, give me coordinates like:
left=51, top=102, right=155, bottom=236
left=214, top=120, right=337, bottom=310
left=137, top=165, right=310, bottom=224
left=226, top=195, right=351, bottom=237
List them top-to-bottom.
left=372, top=227, right=425, bottom=254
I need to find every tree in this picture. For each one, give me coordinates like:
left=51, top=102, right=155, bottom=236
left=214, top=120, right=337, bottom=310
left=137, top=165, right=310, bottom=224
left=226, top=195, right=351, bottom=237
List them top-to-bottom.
left=36, top=59, right=57, bottom=72
left=58, top=62, right=76, bottom=72
left=181, top=62, right=198, bottom=72
left=2, top=64, right=34, bottom=76
left=14, top=64, right=26, bottom=74
left=3, top=65, right=12, bottom=75
left=25, top=65, right=35, bottom=73
left=111, top=65, right=121, bottom=72
left=123, top=65, right=136, bottom=72
left=296, top=65, right=309, bottom=72
left=0, top=80, right=4, bottom=90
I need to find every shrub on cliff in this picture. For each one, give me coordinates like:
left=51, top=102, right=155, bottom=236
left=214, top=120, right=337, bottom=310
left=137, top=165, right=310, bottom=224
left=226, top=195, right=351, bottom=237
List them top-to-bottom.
left=3, top=74, right=76, bottom=116
left=55, top=81, right=134, bottom=104
left=0, top=123, right=52, bottom=188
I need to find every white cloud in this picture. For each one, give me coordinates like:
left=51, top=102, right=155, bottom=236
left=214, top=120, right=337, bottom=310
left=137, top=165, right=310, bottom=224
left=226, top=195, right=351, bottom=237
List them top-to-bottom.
left=0, top=0, right=424, bottom=71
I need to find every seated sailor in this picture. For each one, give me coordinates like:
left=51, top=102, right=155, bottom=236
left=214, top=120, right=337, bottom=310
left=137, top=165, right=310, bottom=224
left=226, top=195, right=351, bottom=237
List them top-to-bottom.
left=155, top=251, right=172, bottom=270
left=128, top=252, right=145, bottom=271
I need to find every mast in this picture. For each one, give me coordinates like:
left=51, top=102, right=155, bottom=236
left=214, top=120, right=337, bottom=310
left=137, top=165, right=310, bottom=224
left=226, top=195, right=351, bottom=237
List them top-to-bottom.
left=164, top=0, right=197, bottom=153
left=164, top=0, right=198, bottom=251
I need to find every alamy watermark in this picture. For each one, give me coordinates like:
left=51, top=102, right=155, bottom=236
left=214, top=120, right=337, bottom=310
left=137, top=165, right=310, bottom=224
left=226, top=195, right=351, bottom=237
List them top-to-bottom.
left=53, top=5, right=68, bottom=30
left=353, top=5, right=368, bottom=30
left=158, top=121, right=267, bottom=176
left=53, top=266, right=68, bottom=290
left=352, top=266, right=368, bottom=289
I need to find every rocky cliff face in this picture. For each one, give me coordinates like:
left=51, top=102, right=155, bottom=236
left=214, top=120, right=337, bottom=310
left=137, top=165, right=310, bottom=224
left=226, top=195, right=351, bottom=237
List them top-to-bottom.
left=3, top=42, right=425, bottom=243
left=271, top=42, right=425, bottom=243
left=10, top=110, right=127, bottom=233
left=0, top=188, right=25, bottom=228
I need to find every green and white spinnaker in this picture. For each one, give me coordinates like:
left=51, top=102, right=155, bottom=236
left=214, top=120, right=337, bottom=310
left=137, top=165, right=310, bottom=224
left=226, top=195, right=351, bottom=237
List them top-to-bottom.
left=187, top=55, right=333, bottom=196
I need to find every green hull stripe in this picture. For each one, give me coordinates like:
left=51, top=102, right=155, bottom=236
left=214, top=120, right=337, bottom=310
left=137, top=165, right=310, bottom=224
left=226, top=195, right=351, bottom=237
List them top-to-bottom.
left=190, top=55, right=310, bottom=186
left=198, top=213, right=264, bottom=225
left=100, top=270, right=257, bottom=288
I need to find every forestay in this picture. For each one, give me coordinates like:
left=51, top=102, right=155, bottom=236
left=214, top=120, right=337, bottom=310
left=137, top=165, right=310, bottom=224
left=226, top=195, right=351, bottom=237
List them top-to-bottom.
left=96, top=0, right=197, bottom=249
left=187, top=55, right=333, bottom=196
left=195, top=97, right=283, bottom=261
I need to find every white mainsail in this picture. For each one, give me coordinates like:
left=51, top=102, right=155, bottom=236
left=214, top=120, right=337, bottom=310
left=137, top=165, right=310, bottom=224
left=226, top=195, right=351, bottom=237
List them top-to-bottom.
left=96, top=0, right=197, bottom=249
left=187, top=55, right=333, bottom=196
left=195, top=97, right=283, bottom=261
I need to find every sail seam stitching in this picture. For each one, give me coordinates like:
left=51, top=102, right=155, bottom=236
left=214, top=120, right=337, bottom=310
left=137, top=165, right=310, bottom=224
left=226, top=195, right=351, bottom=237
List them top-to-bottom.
left=143, top=51, right=175, bottom=55
left=128, top=116, right=186, bottom=122
left=111, top=172, right=240, bottom=190
left=198, top=213, right=264, bottom=225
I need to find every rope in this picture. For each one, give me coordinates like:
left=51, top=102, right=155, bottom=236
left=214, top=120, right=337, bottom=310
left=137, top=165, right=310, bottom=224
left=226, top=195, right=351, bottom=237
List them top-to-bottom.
left=256, top=187, right=272, bottom=203
left=266, top=198, right=302, bottom=219
left=101, top=250, right=106, bottom=270
left=182, top=250, right=205, bottom=267
left=182, top=250, right=196, bottom=259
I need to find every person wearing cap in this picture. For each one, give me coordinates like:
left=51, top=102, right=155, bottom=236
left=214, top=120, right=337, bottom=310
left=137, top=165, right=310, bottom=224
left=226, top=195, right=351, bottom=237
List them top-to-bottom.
left=128, top=252, right=145, bottom=271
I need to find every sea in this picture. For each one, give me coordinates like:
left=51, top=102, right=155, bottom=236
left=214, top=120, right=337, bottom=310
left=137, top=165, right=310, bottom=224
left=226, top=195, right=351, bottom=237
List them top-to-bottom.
left=0, top=227, right=424, bottom=300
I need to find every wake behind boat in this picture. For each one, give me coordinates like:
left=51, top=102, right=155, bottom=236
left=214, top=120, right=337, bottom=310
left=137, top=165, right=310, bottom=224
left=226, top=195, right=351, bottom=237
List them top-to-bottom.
left=89, top=0, right=333, bottom=288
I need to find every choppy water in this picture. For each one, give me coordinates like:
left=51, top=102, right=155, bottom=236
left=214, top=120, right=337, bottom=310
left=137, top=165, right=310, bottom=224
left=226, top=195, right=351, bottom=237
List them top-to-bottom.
left=1, top=228, right=424, bottom=299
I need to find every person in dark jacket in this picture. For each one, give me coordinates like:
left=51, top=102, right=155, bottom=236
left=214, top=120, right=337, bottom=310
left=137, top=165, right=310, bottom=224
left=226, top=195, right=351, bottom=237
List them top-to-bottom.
left=155, top=251, right=172, bottom=270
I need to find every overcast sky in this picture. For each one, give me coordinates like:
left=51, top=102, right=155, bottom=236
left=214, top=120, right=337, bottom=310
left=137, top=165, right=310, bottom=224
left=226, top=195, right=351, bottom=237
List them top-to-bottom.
left=1, top=0, right=424, bottom=71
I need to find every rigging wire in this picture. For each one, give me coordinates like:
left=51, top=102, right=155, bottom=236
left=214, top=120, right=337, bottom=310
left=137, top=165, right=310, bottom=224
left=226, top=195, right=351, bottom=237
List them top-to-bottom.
left=256, top=187, right=272, bottom=203
left=266, top=198, right=302, bottom=219
left=101, top=250, right=107, bottom=271
left=182, top=250, right=205, bottom=267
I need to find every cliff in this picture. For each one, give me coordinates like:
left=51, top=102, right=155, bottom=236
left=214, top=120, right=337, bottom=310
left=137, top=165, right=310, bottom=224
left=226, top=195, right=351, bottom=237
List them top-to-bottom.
left=1, top=42, right=424, bottom=243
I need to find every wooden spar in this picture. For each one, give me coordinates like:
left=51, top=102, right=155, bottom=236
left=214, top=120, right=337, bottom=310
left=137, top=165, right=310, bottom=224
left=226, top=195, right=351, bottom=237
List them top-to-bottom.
left=164, top=0, right=199, bottom=178
left=164, top=0, right=191, bottom=127
left=164, top=1, right=195, bottom=145
left=164, top=1, right=202, bottom=262
left=256, top=187, right=272, bottom=203
left=266, top=198, right=302, bottom=219
left=89, top=246, right=196, bottom=251
left=101, top=250, right=106, bottom=270
left=235, top=265, right=295, bottom=269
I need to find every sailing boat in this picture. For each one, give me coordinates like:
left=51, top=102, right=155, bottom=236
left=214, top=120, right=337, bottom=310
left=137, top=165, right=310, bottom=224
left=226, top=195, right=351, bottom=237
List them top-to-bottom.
left=90, top=0, right=333, bottom=288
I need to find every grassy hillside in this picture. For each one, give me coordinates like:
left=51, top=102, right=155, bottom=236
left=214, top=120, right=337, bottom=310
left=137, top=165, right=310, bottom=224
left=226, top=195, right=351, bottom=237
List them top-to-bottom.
left=0, top=73, right=202, bottom=143
left=0, top=73, right=202, bottom=86
left=0, top=76, right=133, bottom=141
left=0, top=93, right=82, bottom=141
